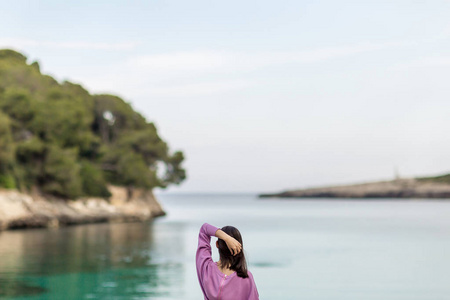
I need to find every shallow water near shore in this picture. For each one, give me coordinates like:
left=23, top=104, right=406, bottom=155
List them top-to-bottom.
left=1, top=194, right=450, bottom=299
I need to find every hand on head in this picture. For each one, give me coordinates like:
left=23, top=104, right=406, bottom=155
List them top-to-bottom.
left=215, top=226, right=243, bottom=256
left=225, top=236, right=242, bottom=256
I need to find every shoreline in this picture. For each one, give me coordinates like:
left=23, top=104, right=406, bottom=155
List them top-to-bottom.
left=259, top=178, right=450, bottom=199
left=0, top=185, right=166, bottom=231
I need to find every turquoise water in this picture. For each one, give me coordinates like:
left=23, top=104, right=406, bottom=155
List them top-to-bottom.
left=1, top=194, right=450, bottom=299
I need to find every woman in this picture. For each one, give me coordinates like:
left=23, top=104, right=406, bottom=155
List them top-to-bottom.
left=196, top=223, right=259, bottom=300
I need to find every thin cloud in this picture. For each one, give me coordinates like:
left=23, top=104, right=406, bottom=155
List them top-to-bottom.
left=0, top=38, right=138, bottom=50
left=45, top=39, right=420, bottom=98
left=81, top=39, right=418, bottom=98
left=127, top=40, right=416, bottom=74
left=127, top=51, right=229, bottom=71
left=391, top=56, right=450, bottom=70
left=83, top=72, right=253, bottom=97
left=137, top=80, right=252, bottom=97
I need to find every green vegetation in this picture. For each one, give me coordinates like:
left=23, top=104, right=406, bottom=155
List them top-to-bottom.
left=0, top=49, right=186, bottom=198
left=417, top=174, right=450, bottom=184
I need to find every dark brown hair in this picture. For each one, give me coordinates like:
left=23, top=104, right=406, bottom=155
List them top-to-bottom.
left=217, top=226, right=248, bottom=278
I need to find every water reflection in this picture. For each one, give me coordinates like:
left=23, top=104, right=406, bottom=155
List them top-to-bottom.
left=0, top=222, right=185, bottom=299
left=0, top=279, right=47, bottom=298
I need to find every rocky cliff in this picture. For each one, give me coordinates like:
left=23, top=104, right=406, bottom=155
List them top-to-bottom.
left=259, top=178, right=450, bottom=199
left=0, top=185, right=165, bottom=230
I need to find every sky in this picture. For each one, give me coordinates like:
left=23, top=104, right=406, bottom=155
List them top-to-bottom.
left=1, top=0, right=450, bottom=193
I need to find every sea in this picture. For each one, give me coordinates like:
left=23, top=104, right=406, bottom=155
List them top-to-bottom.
left=0, top=194, right=449, bottom=300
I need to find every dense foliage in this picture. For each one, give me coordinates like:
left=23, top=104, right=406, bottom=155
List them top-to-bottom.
left=0, top=49, right=186, bottom=198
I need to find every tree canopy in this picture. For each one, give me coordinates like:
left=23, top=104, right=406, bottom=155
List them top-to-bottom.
left=0, top=49, right=186, bottom=198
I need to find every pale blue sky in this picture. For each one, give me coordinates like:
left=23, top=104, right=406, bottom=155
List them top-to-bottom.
left=2, top=1, right=450, bottom=193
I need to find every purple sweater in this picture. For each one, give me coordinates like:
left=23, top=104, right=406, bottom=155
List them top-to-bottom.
left=196, top=223, right=259, bottom=300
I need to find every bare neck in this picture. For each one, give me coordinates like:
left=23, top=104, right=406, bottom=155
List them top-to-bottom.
left=217, top=261, right=235, bottom=275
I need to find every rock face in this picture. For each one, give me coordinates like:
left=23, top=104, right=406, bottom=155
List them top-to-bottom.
left=259, top=179, right=450, bottom=199
left=0, top=185, right=165, bottom=230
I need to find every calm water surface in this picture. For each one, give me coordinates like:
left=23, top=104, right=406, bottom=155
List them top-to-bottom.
left=1, top=194, right=450, bottom=299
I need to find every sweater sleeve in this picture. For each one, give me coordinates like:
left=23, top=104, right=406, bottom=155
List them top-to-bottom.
left=196, top=223, right=219, bottom=283
left=247, top=271, right=260, bottom=300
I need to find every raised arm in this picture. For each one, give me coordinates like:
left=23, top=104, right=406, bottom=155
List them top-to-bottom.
left=196, top=223, right=242, bottom=275
left=196, top=223, right=219, bottom=276
left=196, top=223, right=246, bottom=297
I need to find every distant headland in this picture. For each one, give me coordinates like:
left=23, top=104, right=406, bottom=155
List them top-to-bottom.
left=259, top=173, right=450, bottom=199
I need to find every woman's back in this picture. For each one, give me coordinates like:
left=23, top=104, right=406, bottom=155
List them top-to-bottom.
left=196, top=223, right=259, bottom=300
